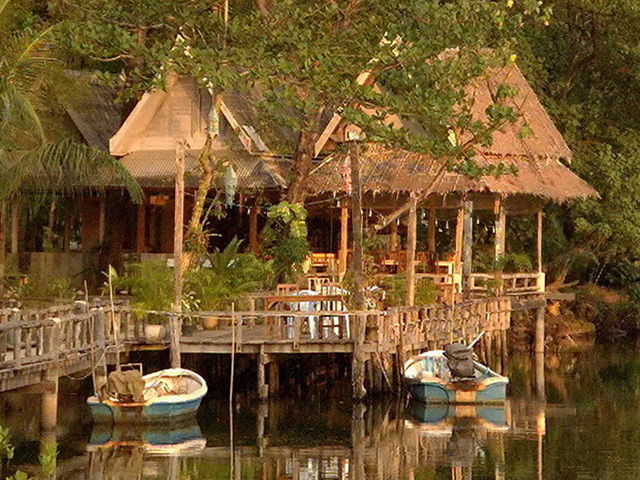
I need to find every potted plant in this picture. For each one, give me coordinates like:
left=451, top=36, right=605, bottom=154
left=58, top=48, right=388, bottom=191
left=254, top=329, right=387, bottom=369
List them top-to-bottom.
left=186, top=238, right=273, bottom=329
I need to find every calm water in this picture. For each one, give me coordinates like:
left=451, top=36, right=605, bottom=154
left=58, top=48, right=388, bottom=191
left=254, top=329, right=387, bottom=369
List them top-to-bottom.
left=5, top=344, right=640, bottom=479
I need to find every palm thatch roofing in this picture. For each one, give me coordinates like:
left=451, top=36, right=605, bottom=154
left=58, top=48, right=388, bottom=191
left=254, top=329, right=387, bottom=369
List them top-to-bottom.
left=306, top=64, right=597, bottom=203
left=306, top=144, right=596, bottom=203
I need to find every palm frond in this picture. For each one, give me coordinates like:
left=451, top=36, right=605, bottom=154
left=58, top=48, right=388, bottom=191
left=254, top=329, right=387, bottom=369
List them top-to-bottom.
left=0, top=0, right=9, bottom=17
left=2, top=27, right=58, bottom=92
left=0, top=84, right=45, bottom=141
left=0, top=138, right=143, bottom=205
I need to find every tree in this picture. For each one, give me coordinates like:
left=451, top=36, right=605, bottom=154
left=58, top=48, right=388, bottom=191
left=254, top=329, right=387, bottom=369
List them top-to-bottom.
left=56, top=0, right=551, bottom=202
left=518, top=0, right=640, bottom=282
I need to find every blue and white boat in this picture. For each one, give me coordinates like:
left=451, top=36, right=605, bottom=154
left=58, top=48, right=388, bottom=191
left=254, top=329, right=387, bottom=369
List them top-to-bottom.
left=403, top=350, right=508, bottom=404
left=88, top=368, right=208, bottom=424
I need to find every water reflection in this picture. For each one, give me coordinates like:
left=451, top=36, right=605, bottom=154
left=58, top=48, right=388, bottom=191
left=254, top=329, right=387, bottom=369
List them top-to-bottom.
left=22, top=345, right=640, bottom=479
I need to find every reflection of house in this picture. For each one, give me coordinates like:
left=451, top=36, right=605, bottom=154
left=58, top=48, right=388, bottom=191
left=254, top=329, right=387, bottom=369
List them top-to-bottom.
left=12, top=63, right=595, bottom=297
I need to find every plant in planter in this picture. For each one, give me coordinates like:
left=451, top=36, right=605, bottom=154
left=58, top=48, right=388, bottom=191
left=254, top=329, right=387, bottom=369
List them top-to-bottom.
left=260, top=202, right=310, bottom=283
left=185, top=237, right=273, bottom=328
left=107, top=262, right=173, bottom=341
left=379, top=274, right=437, bottom=308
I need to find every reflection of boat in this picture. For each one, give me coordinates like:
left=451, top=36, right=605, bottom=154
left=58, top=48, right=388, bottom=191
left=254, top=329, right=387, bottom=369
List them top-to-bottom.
left=404, top=350, right=508, bottom=404
left=87, top=368, right=208, bottom=423
left=406, top=401, right=509, bottom=432
left=88, top=420, right=207, bottom=455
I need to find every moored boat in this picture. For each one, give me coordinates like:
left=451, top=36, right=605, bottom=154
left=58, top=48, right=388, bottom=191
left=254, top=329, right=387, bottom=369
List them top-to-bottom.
left=403, top=349, right=508, bottom=404
left=88, top=368, right=208, bottom=424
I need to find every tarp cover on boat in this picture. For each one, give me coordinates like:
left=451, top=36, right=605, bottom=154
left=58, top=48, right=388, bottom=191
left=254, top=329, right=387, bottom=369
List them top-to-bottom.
left=444, top=343, right=475, bottom=379
left=107, top=370, right=145, bottom=402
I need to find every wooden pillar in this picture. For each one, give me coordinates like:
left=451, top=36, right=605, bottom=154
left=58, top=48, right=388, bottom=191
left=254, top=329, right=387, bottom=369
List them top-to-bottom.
left=171, top=141, right=186, bottom=369
left=349, top=142, right=366, bottom=400
left=406, top=194, right=418, bottom=306
left=98, top=197, right=106, bottom=244
left=494, top=197, right=506, bottom=261
left=62, top=199, right=71, bottom=253
left=11, top=200, right=19, bottom=254
left=462, top=200, right=473, bottom=298
left=339, top=202, right=349, bottom=279
left=0, top=203, right=6, bottom=278
left=136, top=203, right=146, bottom=254
left=249, top=206, right=260, bottom=254
left=454, top=206, right=464, bottom=275
left=427, top=207, right=436, bottom=255
left=536, top=210, right=543, bottom=272
left=390, top=218, right=398, bottom=251
left=535, top=306, right=545, bottom=400
left=258, top=347, right=268, bottom=399
left=269, top=358, right=280, bottom=395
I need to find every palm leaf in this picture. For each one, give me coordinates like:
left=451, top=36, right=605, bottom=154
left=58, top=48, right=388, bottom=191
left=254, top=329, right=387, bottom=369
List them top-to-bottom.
left=0, top=0, right=9, bottom=17
left=0, top=84, right=45, bottom=141
left=0, top=138, right=143, bottom=205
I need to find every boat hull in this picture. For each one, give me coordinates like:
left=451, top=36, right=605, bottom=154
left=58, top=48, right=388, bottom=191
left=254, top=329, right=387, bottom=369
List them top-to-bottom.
left=88, top=368, right=207, bottom=424
left=409, top=379, right=507, bottom=404
left=88, top=396, right=204, bottom=424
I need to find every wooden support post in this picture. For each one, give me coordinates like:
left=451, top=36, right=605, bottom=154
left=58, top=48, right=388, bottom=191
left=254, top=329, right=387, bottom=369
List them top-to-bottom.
left=170, top=140, right=186, bottom=369
left=349, top=143, right=367, bottom=400
left=406, top=194, right=418, bottom=306
left=98, top=197, right=106, bottom=244
left=495, top=197, right=506, bottom=261
left=62, top=199, right=71, bottom=253
left=11, top=200, right=19, bottom=254
left=462, top=200, right=473, bottom=298
left=0, top=202, right=5, bottom=282
left=339, top=202, right=349, bottom=279
left=136, top=203, right=146, bottom=254
left=249, top=206, right=260, bottom=254
left=454, top=206, right=464, bottom=275
left=427, top=207, right=436, bottom=255
left=536, top=210, right=543, bottom=273
left=390, top=218, right=398, bottom=251
left=535, top=306, right=545, bottom=400
left=93, top=311, right=108, bottom=400
left=41, top=318, right=61, bottom=437
left=258, top=346, right=268, bottom=400
left=269, top=358, right=280, bottom=395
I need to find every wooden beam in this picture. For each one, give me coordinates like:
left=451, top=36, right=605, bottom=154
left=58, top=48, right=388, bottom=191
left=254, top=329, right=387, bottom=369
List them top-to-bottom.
left=171, top=140, right=187, bottom=369
left=406, top=194, right=418, bottom=307
left=98, top=197, right=106, bottom=244
left=495, top=198, right=506, bottom=261
left=62, top=199, right=71, bottom=253
left=462, top=200, right=473, bottom=299
left=11, top=201, right=19, bottom=254
left=0, top=202, right=6, bottom=265
left=339, top=202, right=349, bottom=279
left=136, top=203, right=146, bottom=254
left=249, top=206, right=260, bottom=254
left=427, top=207, right=437, bottom=254
left=454, top=207, right=464, bottom=275
left=536, top=210, right=543, bottom=273
left=389, top=219, right=398, bottom=251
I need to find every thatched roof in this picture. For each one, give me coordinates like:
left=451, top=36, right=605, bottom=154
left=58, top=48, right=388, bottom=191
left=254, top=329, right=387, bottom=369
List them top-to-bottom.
left=306, top=62, right=596, bottom=203
left=461, top=63, right=572, bottom=160
left=305, top=144, right=596, bottom=203
left=119, top=148, right=287, bottom=191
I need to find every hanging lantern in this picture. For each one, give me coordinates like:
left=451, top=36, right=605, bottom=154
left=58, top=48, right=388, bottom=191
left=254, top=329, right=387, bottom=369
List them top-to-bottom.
left=223, top=164, right=238, bottom=207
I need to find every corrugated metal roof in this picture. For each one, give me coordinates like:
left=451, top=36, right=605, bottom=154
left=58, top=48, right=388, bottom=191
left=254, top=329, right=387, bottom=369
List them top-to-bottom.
left=119, top=148, right=287, bottom=190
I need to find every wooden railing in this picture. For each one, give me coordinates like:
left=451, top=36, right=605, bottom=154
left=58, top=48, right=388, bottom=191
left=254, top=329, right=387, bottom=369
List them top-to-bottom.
left=469, top=273, right=544, bottom=296
left=389, top=298, right=511, bottom=350
left=0, top=304, right=140, bottom=371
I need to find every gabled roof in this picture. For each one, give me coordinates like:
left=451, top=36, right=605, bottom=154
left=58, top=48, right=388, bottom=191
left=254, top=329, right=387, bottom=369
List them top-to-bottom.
left=64, top=74, right=122, bottom=151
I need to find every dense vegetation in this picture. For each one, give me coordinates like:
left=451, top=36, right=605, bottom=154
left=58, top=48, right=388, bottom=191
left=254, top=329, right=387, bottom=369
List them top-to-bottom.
left=4, top=0, right=640, bottom=333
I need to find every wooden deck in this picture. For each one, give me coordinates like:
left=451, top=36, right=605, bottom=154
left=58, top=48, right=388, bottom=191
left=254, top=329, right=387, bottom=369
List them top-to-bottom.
left=0, top=297, right=516, bottom=393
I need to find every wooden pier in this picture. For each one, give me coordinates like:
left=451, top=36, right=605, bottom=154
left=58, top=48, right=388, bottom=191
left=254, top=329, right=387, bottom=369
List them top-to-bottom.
left=0, top=297, right=514, bottom=398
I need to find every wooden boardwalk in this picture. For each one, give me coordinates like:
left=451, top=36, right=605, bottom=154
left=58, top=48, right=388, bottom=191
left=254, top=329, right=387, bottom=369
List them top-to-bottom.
left=0, top=297, right=515, bottom=394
